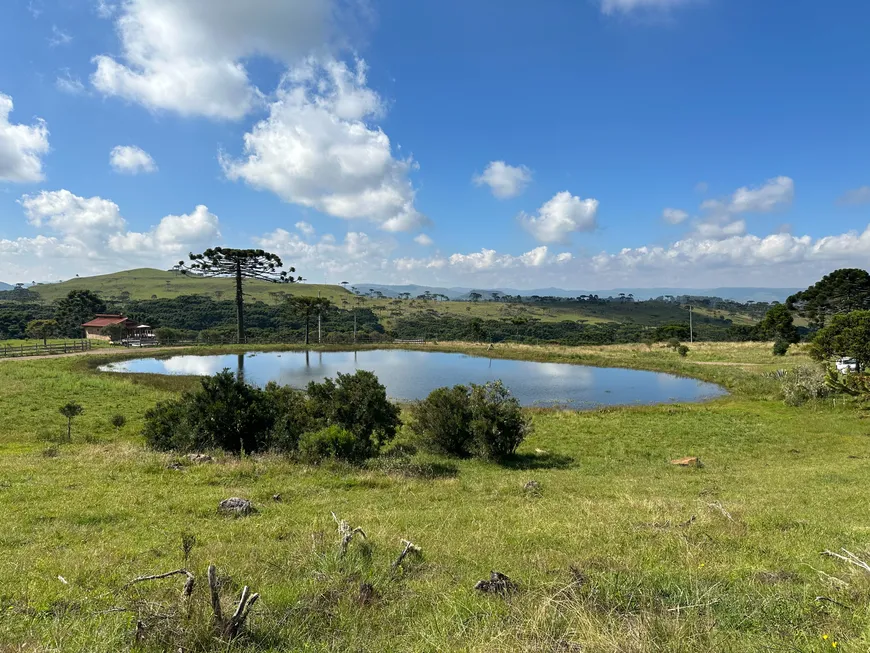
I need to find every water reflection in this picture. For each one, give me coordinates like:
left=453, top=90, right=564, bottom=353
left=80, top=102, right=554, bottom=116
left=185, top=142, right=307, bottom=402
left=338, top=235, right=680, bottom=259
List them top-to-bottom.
left=100, top=349, right=726, bottom=408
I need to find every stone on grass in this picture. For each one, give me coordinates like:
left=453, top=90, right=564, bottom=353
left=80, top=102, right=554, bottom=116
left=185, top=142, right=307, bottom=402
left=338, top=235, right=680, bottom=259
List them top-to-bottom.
left=187, top=453, right=213, bottom=464
left=670, top=456, right=703, bottom=468
left=219, top=497, right=255, bottom=516
left=474, top=571, right=517, bottom=595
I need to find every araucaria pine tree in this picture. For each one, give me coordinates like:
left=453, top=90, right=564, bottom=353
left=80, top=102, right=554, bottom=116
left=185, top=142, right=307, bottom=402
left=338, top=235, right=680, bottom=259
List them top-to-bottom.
left=178, top=248, right=298, bottom=343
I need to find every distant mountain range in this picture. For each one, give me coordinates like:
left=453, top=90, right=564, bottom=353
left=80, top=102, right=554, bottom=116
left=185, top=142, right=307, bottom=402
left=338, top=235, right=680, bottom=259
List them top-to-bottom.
left=0, top=282, right=13, bottom=291
left=355, top=283, right=802, bottom=304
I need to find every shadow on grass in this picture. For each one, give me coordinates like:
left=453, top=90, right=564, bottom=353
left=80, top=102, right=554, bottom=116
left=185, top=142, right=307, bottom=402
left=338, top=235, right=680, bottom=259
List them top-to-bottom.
left=498, top=451, right=575, bottom=470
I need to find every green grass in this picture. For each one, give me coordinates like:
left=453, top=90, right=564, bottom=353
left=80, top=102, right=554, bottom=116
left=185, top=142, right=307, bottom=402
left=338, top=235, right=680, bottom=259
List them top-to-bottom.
left=30, top=268, right=351, bottom=304
left=0, top=343, right=867, bottom=651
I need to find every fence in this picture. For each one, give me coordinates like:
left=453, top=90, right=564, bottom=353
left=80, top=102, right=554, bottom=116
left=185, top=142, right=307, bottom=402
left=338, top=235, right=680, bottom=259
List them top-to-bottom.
left=0, top=340, right=93, bottom=359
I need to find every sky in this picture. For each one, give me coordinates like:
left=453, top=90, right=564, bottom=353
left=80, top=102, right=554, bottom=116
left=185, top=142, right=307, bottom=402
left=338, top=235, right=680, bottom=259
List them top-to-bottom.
left=0, top=0, right=869, bottom=290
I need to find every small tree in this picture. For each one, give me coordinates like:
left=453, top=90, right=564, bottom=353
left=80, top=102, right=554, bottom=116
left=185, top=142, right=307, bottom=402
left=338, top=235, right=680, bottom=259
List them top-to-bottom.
left=179, top=248, right=298, bottom=343
left=55, top=290, right=106, bottom=338
left=285, top=296, right=332, bottom=345
left=758, top=304, right=799, bottom=343
left=809, top=310, right=870, bottom=371
left=25, top=319, right=59, bottom=345
left=100, top=323, right=127, bottom=342
left=773, top=339, right=790, bottom=356
left=677, top=344, right=690, bottom=357
left=468, top=381, right=530, bottom=460
left=59, top=402, right=83, bottom=442
left=111, top=414, right=126, bottom=430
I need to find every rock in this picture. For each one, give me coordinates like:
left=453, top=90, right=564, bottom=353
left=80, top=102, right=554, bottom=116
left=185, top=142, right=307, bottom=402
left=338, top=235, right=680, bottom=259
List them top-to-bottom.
left=186, top=453, right=213, bottom=464
left=670, top=456, right=703, bottom=468
left=166, top=461, right=185, bottom=471
left=523, top=480, right=542, bottom=495
left=272, top=493, right=282, bottom=502
left=219, top=497, right=255, bottom=516
left=474, top=571, right=518, bottom=595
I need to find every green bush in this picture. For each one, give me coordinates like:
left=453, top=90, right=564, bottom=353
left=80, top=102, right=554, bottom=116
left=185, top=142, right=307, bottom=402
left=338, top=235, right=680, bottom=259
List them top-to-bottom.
left=666, top=337, right=681, bottom=350
left=773, top=338, right=790, bottom=356
left=677, top=344, right=690, bottom=357
left=142, top=369, right=402, bottom=458
left=307, top=370, right=401, bottom=449
left=469, top=381, right=531, bottom=460
left=264, top=383, right=314, bottom=452
left=409, top=385, right=473, bottom=457
left=298, top=425, right=366, bottom=463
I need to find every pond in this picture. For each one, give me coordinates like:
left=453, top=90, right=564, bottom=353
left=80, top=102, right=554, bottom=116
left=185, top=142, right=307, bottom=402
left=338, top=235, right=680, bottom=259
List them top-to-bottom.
left=99, top=349, right=726, bottom=408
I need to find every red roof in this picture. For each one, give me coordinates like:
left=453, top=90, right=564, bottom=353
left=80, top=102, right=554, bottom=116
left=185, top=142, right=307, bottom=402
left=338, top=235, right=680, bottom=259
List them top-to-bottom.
left=82, top=314, right=133, bottom=328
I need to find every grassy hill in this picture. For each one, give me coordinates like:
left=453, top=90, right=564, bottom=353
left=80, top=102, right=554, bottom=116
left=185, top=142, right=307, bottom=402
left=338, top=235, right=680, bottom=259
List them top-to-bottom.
left=30, top=268, right=351, bottom=304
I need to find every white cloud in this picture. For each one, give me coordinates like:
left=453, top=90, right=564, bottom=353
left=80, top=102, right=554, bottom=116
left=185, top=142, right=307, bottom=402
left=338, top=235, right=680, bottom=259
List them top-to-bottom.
left=90, top=0, right=355, bottom=119
left=94, top=0, right=116, bottom=18
left=601, top=0, right=695, bottom=14
left=48, top=26, right=72, bottom=47
left=223, top=57, right=427, bottom=232
left=56, top=73, right=87, bottom=95
left=0, top=93, right=50, bottom=183
left=110, top=145, right=157, bottom=174
left=473, top=161, right=532, bottom=199
left=691, top=176, right=794, bottom=240
left=729, top=176, right=794, bottom=213
left=838, top=186, right=870, bottom=206
left=2, top=190, right=221, bottom=281
left=520, top=191, right=598, bottom=244
left=109, top=205, right=220, bottom=253
left=662, top=208, right=688, bottom=224
left=295, top=221, right=316, bottom=238
left=256, top=228, right=397, bottom=280
left=414, top=233, right=433, bottom=246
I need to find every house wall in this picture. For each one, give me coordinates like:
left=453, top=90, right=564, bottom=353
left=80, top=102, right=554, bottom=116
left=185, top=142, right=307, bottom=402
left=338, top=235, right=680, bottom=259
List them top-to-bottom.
left=84, top=327, right=112, bottom=341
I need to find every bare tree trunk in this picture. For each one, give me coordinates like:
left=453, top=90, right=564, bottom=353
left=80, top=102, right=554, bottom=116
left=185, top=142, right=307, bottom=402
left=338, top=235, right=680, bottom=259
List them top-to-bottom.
left=234, top=261, right=244, bottom=344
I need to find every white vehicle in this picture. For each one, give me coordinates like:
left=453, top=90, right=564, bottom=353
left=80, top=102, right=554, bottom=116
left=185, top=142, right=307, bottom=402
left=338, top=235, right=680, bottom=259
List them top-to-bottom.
left=835, top=357, right=859, bottom=373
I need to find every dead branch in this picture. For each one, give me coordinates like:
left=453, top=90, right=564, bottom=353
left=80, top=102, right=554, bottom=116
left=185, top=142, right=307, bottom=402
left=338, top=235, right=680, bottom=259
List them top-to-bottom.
left=706, top=501, right=734, bottom=521
left=332, top=512, right=366, bottom=557
left=392, top=539, right=422, bottom=570
left=822, top=548, right=870, bottom=574
left=207, top=564, right=259, bottom=639
left=124, top=569, right=195, bottom=599
left=815, top=596, right=853, bottom=610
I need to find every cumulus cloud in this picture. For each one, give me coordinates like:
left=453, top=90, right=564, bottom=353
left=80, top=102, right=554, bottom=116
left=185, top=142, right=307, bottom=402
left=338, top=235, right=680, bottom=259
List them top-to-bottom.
left=90, top=0, right=356, bottom=119
left=601, top=0, right=695, bottom=14
left=223, top=57, right=427, bottom=232
left=56, top=73, right=87, bottom=95
left=0, top=93, right=50, bottom=183
left=110, top=145, right=157, bottom=174
left=473, top=161, right=532, bottom=199
left=690, top=176, right=794, bottom=240
left=838, top=186, right=870, bottom=206
left=2, top=190, right=221, bottom=280
left=520, top=191, right=598, bottom=244
left=662, top=208, right=688, bottom=225
left=295, top=221, right=316, bottom=238
left=256, top=228, right=397, bottom=280
left=414, top=233, right=433, bottom=246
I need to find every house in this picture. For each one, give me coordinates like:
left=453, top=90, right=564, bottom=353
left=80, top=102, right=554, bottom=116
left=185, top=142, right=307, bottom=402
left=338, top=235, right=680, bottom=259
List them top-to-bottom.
left=81, top=314, right=154, bottom=342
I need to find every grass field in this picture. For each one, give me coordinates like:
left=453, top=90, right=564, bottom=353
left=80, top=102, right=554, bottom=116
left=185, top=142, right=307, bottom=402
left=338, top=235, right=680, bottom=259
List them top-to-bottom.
left=30, top=268, right=351, bottom=304
left=1, top=342, right=865, bottom=652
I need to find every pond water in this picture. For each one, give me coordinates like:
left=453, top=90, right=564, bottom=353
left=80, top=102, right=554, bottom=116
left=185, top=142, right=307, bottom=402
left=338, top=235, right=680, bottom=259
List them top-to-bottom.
left=99, top=349, right=726, bottom=408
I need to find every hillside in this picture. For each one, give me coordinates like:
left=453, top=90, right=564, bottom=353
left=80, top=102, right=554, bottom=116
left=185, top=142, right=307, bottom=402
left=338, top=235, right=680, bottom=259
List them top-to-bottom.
left=30, top=268, right=351, bottom=304
left=0, top=282, right=12, bottom=291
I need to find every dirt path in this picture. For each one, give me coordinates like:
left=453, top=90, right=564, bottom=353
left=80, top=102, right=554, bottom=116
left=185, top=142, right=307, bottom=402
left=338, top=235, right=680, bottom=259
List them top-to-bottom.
left=0, top=346, right=182, bottom=362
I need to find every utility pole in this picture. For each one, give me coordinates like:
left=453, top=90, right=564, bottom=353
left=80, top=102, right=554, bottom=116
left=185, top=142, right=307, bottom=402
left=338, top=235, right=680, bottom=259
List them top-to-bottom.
left=317, top=290, right=322, bottom=343
left=353, top=296, right=357, bottom=345
left=689, top=305, right=694, bottom=343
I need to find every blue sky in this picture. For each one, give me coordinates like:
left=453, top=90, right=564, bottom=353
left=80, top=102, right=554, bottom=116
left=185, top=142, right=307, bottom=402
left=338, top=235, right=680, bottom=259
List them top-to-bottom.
left=1, top=0, right=869, bottom=289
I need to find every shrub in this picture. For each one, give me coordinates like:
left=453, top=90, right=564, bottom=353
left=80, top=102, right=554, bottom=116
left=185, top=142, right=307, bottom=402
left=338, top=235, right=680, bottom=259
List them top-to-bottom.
left=666, top=338, right=681, bottom=350
left=772, top=338, right=790, bottom=356
left=677, top=345, right=690, bottom=357
left=778, top=365, right=831, bottom=406
left=144, top=370, right=273, bottom=453
left=307, top=370, right=401, bottom=448
left=469, top=381, right=531, bottom=460
left=264, top=383, right=314, bottom=452
left=409, top=385, right=473, bottom=457
left=59, top=401, right=83, bottom=442
left=110, top=414, right=126, bottom=430
left=298, top=425, right=366, bottom=463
